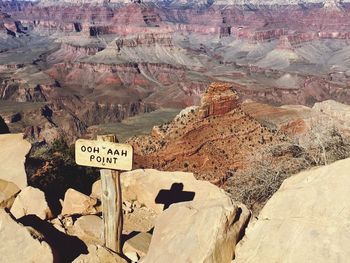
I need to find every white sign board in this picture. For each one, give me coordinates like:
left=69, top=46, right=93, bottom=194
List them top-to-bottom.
left=75, top=139, right=133, bottom=171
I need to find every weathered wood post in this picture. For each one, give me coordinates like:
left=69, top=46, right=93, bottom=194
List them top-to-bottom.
left=75, top=134, right=133, bottom=254
left=97, top=135, right=123, bottom=253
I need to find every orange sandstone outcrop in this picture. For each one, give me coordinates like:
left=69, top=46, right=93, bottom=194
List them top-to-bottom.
left=128, top=82, right=285, bottom=185
left=129, top=82, right=350, bottom=188
left=199, top=82, right=240, bottom=118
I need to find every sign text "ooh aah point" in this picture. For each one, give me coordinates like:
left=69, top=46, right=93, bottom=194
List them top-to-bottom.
left=75, top=139, right=133, bottom=171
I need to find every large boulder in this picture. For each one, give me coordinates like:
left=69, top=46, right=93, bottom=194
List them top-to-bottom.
left=0, top=133, right=31, bottom=189
left=234, top=157, right=350, bottom=263
left=92, top=169, right=231, bottom=214
left=0, top=179, right=20, bottom=209
left=10, top=186, right=52, bottom=220
left=61, top=188, right=98, bottom=216
left=142, top=198, right=250, bottom=263
left=0, top=209, right=53, bottom=263
left=71, top=215, right=103, bottom=245
left=73, top=245, right=127, bottom=263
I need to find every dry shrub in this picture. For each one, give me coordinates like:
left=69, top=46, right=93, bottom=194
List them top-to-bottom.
left=227, top=126, right=350, bottom=214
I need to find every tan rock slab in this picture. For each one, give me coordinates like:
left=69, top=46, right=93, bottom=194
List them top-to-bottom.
left=0, top=133, right=31, bottom=189
left=234, top=157, right=350, bottom=263
left=93, top=169, right=231, bottom=214
left=0, top=178, right=20, bottom=209
left=10, top=186, right=52, bottom=220
left=61, top=188, right=97, bottom=216
left=142, top=198, right=250, bottom=263
left=123, top=206, right=157, bottom=235
left=0, top=209, right=53, bottom=263
left=72, top=215, right=103, bottom=245
left=123, top=232, right=152, bottom=258
left=73, top=245, right=127, bottom=263
left=124, top=251, right=139, bottom=262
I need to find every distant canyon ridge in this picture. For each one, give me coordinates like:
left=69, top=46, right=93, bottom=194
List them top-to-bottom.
left=1, top=0, right=350, bottom=143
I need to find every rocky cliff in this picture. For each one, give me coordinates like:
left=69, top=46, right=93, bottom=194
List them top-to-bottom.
left=2, top=0, right=350, bottom=144
left=34, top=0, right=349, bottom=8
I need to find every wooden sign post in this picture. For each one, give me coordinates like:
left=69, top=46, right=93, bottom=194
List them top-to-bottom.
left=75, top=135, right=133, bottom=254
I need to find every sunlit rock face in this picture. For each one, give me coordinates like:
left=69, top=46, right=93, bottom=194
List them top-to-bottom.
left=0, top=134, right=31, bottom=189
left=234, top=157, right=350, bottom=263
left=0, top=209, right=54, bottom=263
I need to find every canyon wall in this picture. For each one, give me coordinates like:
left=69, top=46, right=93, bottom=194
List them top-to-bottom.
left=2, top=1, right=350, bottom=143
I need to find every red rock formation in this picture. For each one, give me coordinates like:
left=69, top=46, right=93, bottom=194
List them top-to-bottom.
left=128, top=81, right=350, bottom=194
left=128, top=82, right=286, bottom=184
left=199, top=82, right=240, bottom=118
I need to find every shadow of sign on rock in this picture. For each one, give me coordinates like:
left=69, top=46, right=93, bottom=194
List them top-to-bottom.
left=155, top=183, right=195, bottom=210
